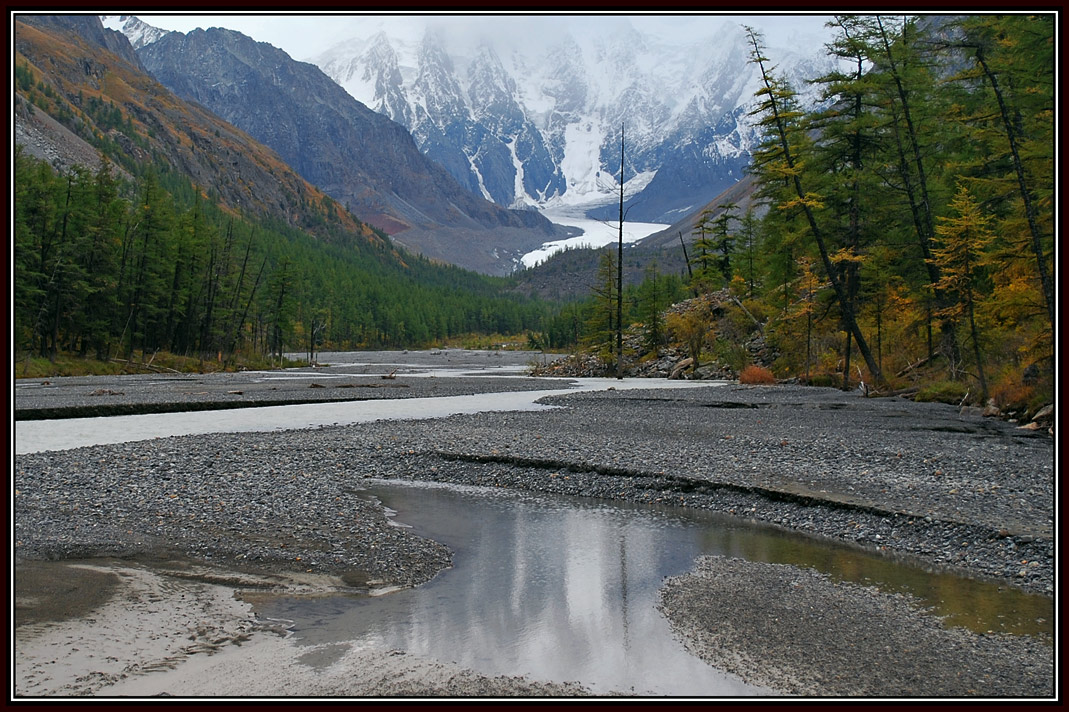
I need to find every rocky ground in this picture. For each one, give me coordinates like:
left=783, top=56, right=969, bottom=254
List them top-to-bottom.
left=14, top=349, right=552, bottom=420
left=12, top=356, right=1057, bottom=699
left=658, top=557, right=1053, bottom=697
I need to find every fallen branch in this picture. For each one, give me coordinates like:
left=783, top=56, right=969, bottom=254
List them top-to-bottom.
left=730, top=296, right=764, bottom=333
left=896, top=353, right=937, bottom=378
left=109, top=358, right=182, bottom=374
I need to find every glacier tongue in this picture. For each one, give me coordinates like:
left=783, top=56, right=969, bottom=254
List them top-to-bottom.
left=519, top=206, right=669, bottom=269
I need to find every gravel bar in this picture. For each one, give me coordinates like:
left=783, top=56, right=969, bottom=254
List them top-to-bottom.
left=14, top=349, right=554, bottom=420
left=658, top=556, right=1053, bottom=697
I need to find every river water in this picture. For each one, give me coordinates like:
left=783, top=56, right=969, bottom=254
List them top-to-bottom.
left=14, top=357, right=712, bottom=455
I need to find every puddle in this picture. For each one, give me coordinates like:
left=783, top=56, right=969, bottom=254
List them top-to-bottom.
left=252, top=480, right=1052, bottom=696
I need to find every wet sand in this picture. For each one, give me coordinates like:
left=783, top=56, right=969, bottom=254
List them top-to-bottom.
left=14, top=559, right=591, bottom=698
left=15, top=561, right=120, bottom=628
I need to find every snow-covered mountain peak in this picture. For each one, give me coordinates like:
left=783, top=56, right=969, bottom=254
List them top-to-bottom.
left=106, top=14, right=835, bottom=224
left=100, top=15, right=170, bottom=49
left=311, top=17, right=835, bottom=219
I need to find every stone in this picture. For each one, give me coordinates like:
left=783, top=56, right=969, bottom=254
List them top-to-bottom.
left=669, top=358, right=694, bottom=380
left=1031, top=404, right=1054, bottom=422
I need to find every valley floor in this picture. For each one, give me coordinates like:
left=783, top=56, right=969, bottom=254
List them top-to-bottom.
left=12, top=358, right=1056, bottom=699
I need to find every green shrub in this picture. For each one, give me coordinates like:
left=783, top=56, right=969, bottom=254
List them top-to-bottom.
left=713, top=340, right=749, bottom=372
left=805, top=373, right=837, bottom=388
left=914, top=380, right=971, bottom=405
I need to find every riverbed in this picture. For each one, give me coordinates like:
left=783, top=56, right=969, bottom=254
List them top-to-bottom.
left=12, top=350, right=1056, bottom=699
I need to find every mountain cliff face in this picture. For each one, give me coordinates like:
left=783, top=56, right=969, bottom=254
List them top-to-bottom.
left=22, top=13, right=146, bottom=70
left=312, top=20, right=834, bottom=224
left=134, top=27, right=567, bottom=275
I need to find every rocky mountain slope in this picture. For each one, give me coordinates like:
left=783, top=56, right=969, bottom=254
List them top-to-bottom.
left=14, top=15, right=377, bottom=242
left=132, top=25, right=569, bottom=275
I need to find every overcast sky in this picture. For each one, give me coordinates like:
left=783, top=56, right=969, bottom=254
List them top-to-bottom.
left=129, top=12, right=839, bottom=62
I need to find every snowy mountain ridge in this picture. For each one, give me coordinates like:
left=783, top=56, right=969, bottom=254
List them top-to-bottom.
left=100, top=15, right=171, bottom=50
left=310, top=18, right=835, bottom=223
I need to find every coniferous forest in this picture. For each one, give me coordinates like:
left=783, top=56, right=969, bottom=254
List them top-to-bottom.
left=553, top=14, right=1054, bottom=411
left=736, top=15, right=1054, bottom=404
left=13, top=148, right=552, bottom=365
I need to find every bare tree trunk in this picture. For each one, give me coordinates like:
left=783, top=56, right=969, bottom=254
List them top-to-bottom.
left=616, top=126, right=625, bottom=379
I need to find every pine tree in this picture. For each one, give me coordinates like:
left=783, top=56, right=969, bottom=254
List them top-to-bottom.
left=951, top=14, right=1054, bottom=332
left=861, top=15, right=960, bottom=366
left=711, top=204, right=737, bottom=284
left=734, top=207, right=761, bottom=300
left=689, top=209, right=718, bottom=290
left=583, top=250, right=618, bottom=362
left=637, top=263, right=671, bottom=351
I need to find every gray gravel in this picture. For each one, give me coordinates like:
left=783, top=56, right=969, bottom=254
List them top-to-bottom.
left=14, top=349, right=555, bottom=420
left=12, top=368, right=1056, bottom=697
left=14, top=380, right=1054, bottom=593
left=370, top=384, right=1055, bottom=594
left=13, top=434, right=452, bottom=590
left=658, top=556, right=1053, bottom=697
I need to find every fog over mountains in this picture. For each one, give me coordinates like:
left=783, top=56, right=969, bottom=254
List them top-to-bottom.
left=104, top=14, right=837, bottom=272
left=104, top=15, right=565, bottom=275
left=310, top=18, right=835, bottom=224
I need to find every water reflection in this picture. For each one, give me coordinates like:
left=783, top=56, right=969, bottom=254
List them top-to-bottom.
left=255, top=481, right=1052, bottom=697
left=257, top=482, right=770, bottom=696
left=702, top=525, right=1052, bottom=638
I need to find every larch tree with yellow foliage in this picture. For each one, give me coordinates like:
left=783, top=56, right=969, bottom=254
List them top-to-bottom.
left=929, top=185, right=994, bottom=401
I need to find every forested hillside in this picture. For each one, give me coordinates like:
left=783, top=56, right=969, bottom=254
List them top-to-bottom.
left=12, top=16, right=556, bottom=370
left=12, top=149, right=552, bottom=364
